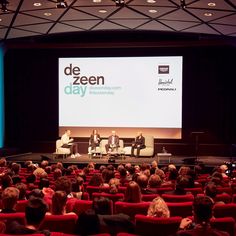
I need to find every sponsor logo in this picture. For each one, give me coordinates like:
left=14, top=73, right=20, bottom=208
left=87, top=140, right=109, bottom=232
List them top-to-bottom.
left=158, top=65, right=169, bottom=74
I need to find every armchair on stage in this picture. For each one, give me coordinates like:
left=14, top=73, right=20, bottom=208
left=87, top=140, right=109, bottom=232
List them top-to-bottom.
left=123, top=135, right=154, bottom=157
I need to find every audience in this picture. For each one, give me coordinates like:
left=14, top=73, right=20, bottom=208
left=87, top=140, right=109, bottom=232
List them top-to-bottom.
left=0, top=159, right=234, bottom=236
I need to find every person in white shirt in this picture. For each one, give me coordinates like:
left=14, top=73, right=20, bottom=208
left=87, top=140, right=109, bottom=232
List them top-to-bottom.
left=61, top=130, right=80, bottom=158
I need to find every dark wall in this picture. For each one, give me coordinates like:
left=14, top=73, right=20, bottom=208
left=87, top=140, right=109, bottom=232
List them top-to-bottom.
left=4, top=34, right=236, bottom=154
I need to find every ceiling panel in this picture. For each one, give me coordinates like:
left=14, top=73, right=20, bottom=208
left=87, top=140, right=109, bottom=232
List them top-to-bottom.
left=0, top=0, right=234, bottom=41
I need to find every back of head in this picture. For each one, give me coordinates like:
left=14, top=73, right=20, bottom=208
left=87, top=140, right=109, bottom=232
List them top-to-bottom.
left=137, top=174, right=148, bottom=189
left=148, top=174, right=162, bottom=188
left=55, top=176, right=72, bottom=195
left=176, top=176, right=190, bottom=191
left=124, top=181, right=141, bottom=203
left=205, top=182, right=217, bottom=199
left=2, top=187, right=19, bottom=210
left=52, top=191, right=67, bottom=215
left=193, top=196, right=214, bottom=224
left=25, top=197, right=48, bottom=226
left=93, top=197, right=111, bottom=215
left=147, top=197, right=170, bottom=218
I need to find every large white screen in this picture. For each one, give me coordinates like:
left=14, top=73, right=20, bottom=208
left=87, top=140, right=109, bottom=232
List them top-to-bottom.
left=59, top=56, right=182, bottom=137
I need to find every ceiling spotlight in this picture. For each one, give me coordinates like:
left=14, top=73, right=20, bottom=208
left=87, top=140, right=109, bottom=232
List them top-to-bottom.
left=0, top=0, right=9, bottom=12
left=56, top=0, right=68, bottom=8
left=113, top=0, right=125, bottom=7
left=180, top=0, right=186, bottom=9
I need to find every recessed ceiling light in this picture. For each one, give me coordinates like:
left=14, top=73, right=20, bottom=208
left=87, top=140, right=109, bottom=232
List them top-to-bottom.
left=93, top=0, right=102, bottom=2
left=147, top=0, right=156, bottom=3
left=33, top=2, right=42, bottom=7
left=208, top=2, right=216, bottom=7
left=99, top=9, right=107, bottom=13
left=149, top=9, right=157, bottom=13
left=44, top=12, right=52, bottom=16
left=204, top=12, right=213, bottom=16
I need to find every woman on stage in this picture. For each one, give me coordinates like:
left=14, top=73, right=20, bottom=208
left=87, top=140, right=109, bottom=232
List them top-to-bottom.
left=88, top=129, right=101, bottom=154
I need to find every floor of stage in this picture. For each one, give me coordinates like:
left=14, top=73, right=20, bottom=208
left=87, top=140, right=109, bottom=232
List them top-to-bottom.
left=5, top=152, right=235, bottom=168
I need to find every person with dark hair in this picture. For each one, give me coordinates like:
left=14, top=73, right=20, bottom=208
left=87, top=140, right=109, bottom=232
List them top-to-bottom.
left=88, top=129, right=101, bottom=155
left=131, top=132, right=145, bottom=158
left=11, top=163, right=21, bottom=175
left=88, top=173, right=104, bottom=186
left=1, top=174, right=13, bottom=190
left=26, top=174, right=37, bottom=191
left=136, top=174, right=148, bottom=194
left=54, top=176, right=72, bottom=197
left=165, top=176, right=190, bottom=195
left=71, top=177, right=83, bottom=199
left=38, top=178, right=50, bottom=190
left=124, top=181, right=142, bottom=203
left=1, top=187, right=19, bottom=213
left=27, top=189, right=44, bottom=200
left=49, top=191, right=76, bottom=215
left=177, top=196, right=229, bottom=236
left=6, top=197, right=50, bottom=235
left=75, top=197, right=134, bottom=235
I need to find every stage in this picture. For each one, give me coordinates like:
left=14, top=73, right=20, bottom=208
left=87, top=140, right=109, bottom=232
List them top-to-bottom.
left=4, top=152, right=235, bottom=169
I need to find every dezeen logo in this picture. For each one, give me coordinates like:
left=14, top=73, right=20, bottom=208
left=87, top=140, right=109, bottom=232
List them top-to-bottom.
left=63, top=63, right=105, bottom=97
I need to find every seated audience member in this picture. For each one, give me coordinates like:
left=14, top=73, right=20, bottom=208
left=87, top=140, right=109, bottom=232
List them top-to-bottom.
left=88, top=129, right=101, bottom=155
left=105, top=130, right=119, bottom=153
left=131, top=132, right=146, bottom=158
left=150, top=160, right=159, bottom=175
left=11, top=163, right=21, bottom=175
left=219, top=164, right=228, bottom=178
left=33, top=166, right=47, bottom=179
left=178, top=166, right=191, bottom=177
left=162, top=167, right=178, bottom=187
left=53, top=168, right=62, bottom=181
left=102, top=168, right=115, bottom=186
left=119, top=168, right=129, bottom=186
left=155, top=168, right=166, bottom=182
left=88, top=173, right=104, bottom=186
left=1, top=174, right=13, bottom=190
left=26, top=174, right=37, bottom=190
left=137, top=174, right=149, bottom=194
left=146, top=174, right=162, bottom=193
left=12, top=175, right=22, bottom=185
left=54, top=176, right=72, bottom=198
left=165, top=176, right=190, bottom=195
left=71, top=177, right=83, bottom=199
left=38, top=178, right=50, bottom=190
left=109, top=178, right=120, bottom=194
left=124, top=181, right=142, bottom=203
left=204, top=182, right=225, bottom=205
left=15, top=183, right=27, bottom=200
left=1, top=187, right=19, bottom=213
left=27, top=189, right=44, bottom=200
left=49, top=191, right=75, bottom=215
left=147, top=196, right=170, bottom=218
left=177, top=196, right=229, bottom=236
left=6, top=197, right=50, bottom=236
left=76, top=197, right=134, bottom=235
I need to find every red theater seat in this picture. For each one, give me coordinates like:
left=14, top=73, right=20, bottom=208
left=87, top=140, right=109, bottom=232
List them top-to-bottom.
left=86, top=186, right=110, bottom=198
left=184, top=187, right=203, bottom=195
left=141, top=194, right=160, bottom=202
left=162, top=194, right=194, bottom=202
left=15, top=199, right=28, bottom=212
left=66, top=199, right=93, bottom=215
left=115, top=202, right=151, bottom=221
left=167, top=202, right=193, bottom=217
left=213, top=203, right=236, bottom=220
left=0, top=212, right=26, bottom=225
left=39, top=214, right=78, bottom=234
left=135, top=214, right=182, bottom=236
left=210, top=217, right=235, bottom=236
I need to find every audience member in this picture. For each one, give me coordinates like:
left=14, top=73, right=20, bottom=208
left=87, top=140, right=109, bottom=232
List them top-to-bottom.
left=124, top=181, right=142, bottom=203
left=1, top=187, right=19, bottom=213
left=147, top=196, right=170, bottom=217
left=177, top=196, right=229, bottom=236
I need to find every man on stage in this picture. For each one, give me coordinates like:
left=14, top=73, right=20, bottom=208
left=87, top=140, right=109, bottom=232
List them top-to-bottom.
left=88, top=129, right=101, bottom=155
left=61, top=130, right=80, bottom=158
left=105, top=130, right=119, bottom=153
left=131, top=132, right=146, bottom=158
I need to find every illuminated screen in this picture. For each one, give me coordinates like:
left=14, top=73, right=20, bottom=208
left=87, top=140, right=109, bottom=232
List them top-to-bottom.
left=59, top=56, right=182, bottom=138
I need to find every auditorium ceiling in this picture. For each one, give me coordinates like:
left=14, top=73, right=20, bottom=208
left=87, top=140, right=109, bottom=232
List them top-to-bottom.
left=0, top=0, right=236, bottom=41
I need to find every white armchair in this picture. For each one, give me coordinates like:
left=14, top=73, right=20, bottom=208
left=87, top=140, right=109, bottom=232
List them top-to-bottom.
left=54, top=139, right=71, bottom=159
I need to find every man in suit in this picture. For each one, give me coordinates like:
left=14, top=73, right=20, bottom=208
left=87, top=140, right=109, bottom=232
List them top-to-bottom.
left=89, top=129, right=101, bottom=154
left=105, top=131, right=119, bottom=153
left=131, top=132, right=145, bottom=157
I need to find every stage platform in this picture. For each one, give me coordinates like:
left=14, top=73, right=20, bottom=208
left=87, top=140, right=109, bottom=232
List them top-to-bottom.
left=4, top=152, right=235, bottom=169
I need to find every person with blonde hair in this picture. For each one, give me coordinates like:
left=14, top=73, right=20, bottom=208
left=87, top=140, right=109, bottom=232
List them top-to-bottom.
left=147, top=197, right=170, bottom=218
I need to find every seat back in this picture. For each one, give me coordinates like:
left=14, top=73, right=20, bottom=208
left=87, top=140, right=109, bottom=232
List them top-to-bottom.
left=139, top=136, right=154, bottom=156
left=55, top=139, right=70, bottom=154
left=56, top=139, right=63, bottom=149
left=141, top=194, right=160, bottom=202
left=162, top=194, right=194, bottom=203
left=15, top=199, right=28, bottom=212
left=68, top=199, right=93, bottom=216
left=115, top=201, right=151, bottom=221
left=167, top=202, right=193, bottom=217
left=213, top=203, right=236, bottom=220
left=0, top=212, right=26, bottom=225
left=39, top=214, right=78, bottom=234
left=135, top=214, right=182, bottom=236
left=210, top=217, right=235, bottom=236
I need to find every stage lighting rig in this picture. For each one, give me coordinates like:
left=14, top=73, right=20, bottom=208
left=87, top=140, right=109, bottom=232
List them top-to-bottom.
left=0, top=0, right=9, bottom=12
left=56, top=0, right=68, bottom=8
left=113, top=0, right=125, bottom=7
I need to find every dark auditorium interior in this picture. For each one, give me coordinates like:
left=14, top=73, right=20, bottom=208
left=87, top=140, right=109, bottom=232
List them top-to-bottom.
left=0, top=0, right=236, bottom=235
